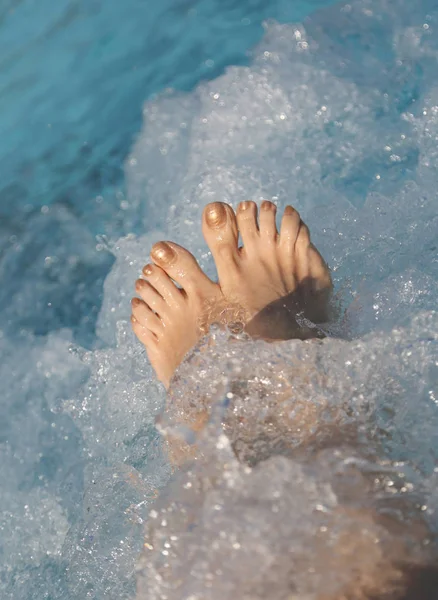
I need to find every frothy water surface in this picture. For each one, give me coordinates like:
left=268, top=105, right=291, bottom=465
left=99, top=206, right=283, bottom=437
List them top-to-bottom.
left=2, top=0, right=438, bottom=597
left=137, top=317, right=438, bottom=598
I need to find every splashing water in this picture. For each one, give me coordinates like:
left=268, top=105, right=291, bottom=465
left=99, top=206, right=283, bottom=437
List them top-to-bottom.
left=2, top=0, right=438, bottom=597
left=127, top=0, right=438, bottom=595
left=137, top=319, right=438, bottom=599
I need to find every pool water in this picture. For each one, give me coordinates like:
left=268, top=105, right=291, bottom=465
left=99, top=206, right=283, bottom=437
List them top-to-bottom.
left=0, top=0, right=334, bottom=344
left=1, top=0, right=438, bottom=598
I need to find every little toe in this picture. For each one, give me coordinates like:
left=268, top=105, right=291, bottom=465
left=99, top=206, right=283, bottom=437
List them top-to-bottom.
left=258, top=200, right=278, bottom=244
left=202, top=201, right=240, bottom=281
left=236, top=201, right=259, bottom=248
left=295, top=220, right=311, bottom=251
left=294, top=221, right=312, bottom=282
left=150, top=241, right=217, bottom=297
left=308, top=244, right=333, bottom=290
left=142, top=263, right=182, bottom=305
left=135, top=278, right=166, bottom=314
left=131, top=298, right=162, bottom=335
left=131, top=314, right=159, bottom=347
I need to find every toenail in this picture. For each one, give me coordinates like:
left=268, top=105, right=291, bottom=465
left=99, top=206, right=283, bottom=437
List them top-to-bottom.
left=261, top=200, right=275, bottom=211
left=239, top=201, right=251, bottom=212
left=205, top=202, right=227, bottom=228
left=284, top=205, right=297, bottom=216
left=151, top=241, right=176, bottom=265
left=143, top=264, right=154, bottom=277
left=131, top=297, right=141, bottom=307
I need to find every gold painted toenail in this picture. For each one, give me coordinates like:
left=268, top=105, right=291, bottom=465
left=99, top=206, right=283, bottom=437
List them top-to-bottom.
left=261, top=200, right=274, bottom=211
left=239, top=201, right=251, bottom=212
left=205, top=202, right=227, bottom=229
left=284, top=205, right=297, bottom=216
left=151, top=242, right=176, bottom=265
left=142, top=264, right=154, bottom=277
left=135, top=278, right=145, bottom=290
left=131, top=297, right=141, bottom=306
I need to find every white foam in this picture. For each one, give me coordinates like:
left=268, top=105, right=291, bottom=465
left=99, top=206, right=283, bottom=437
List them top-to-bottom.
left=3, top=0, right=438, bottom=597
left=123, top=2, right=438, bottom=596
left=126, top=9, right=438, bottom=339
left=136, top=314, right=438, bottom=600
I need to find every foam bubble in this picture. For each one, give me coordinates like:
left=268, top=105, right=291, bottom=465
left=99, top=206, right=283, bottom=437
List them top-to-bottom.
left=3, top=0, right=438, bottom=597
left=126, top=1, right=438, bottom=336
left=124, top=2, right=438, bottom=596
left=137, top=314, right=438, bottom=600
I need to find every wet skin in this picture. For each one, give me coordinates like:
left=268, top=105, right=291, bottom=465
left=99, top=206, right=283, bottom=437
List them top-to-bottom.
left=131, top=200, right=332, bottom=388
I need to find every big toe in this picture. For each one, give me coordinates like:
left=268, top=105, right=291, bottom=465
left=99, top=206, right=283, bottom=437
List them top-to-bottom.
left=202, top=202, right=239, bottom=281
left=150, top=241, right=217, bottom=297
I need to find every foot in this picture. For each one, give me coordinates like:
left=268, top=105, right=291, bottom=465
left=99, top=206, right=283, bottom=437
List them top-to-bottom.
left=201, top=200, right=332, bottom=324
left=132, top=202, right=332, bottom=387
left=131, top=241, right=222, bottom=388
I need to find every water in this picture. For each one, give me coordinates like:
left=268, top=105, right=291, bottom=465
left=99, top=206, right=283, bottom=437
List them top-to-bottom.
left=1, top=0, right=438, bottom=597
left=1, top=0, right=333, bottom=343
left=138, top=319, right=438, bottom=598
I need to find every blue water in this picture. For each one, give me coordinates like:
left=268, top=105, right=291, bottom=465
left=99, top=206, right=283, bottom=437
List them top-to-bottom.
left=0, top=0, right=334, bottom=344
left=1, top=0, right=438, bottom=598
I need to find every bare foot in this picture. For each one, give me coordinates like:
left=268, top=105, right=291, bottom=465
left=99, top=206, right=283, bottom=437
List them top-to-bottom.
left=201, top=200, right=332, bottom=323
left=132, top=201, right=332, bottom=387
left=131, top=241, right=222, bottom=388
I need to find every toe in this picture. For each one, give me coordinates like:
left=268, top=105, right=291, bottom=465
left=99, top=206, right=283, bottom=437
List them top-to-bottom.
left=258, top=200, right=278, bottom=244
left=202, top=201, right=240, bottom=281
left=236, top=201, right=259, bottom=249
left=277, top=205, right=302, bottom=288
left=279, top=205, right=301, bottom=252
left=296, top=220, right=311, bottom=251
left=294, top=221, right=312, bottom=282
left=150, top=241, right=217, bottom=297
left=308, top=244, right=333, bottom=291
left=142, top=263, right=183, bottom=305
left=135, top=278, right=166, bottom=314
left=131, top=298, right=162, bottom=335
left=131, top=314, right=159, bottom=347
